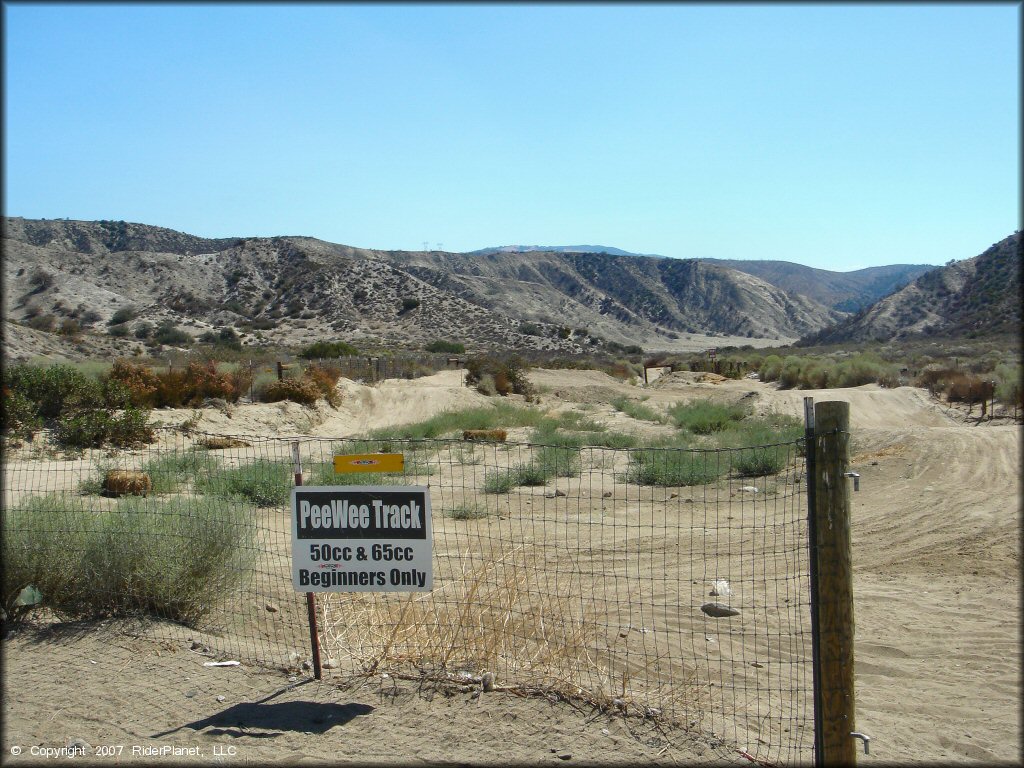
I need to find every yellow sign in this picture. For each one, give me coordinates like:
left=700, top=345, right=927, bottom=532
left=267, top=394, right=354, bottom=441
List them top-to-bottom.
left=333, top=454, right=405, bottom=474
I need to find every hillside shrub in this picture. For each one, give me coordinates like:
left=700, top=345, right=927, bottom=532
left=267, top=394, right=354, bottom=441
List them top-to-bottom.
left=108, top=306, right=138, bottom=326
left=153, top=320, right=193, bottom=347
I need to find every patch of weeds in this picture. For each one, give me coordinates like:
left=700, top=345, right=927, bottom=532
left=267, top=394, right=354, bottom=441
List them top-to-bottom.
left=611, top=396, right=666, bottom=424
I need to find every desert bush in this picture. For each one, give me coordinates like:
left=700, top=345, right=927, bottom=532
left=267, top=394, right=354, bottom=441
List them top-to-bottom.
left=400, top=297, right=421, bottom=313
left=108, top=306, right=138, bottom=326
left=26, top=314, right=57, bottom=333
left=153, top=320, right=193, bottom=347
left=299, top=340, right=360, bottom=359
left=425, top=340, right=465, bottom=354
left=465, top=355, right=532, bottom=397
left=758, top=355, right=784, bottom=382
left=107, top=359, right=161, bottom=407
left=303, top=363, right=343, bottom=407
left=993, top=363, right=1022, bottom=407
left=259, top=377, right=321, bottom=406
left=1, top=388, right=42, bottom=441
left=610, top=396, right=665, bottom=424
left=668, top=400, right=748, bottom=434
left=54, top=402, right=153, bottom=449
left=534, top=445, right=581, bottom=478
left=731, top=446, right=788, bottom=477
left=622, top=450, right=723, bottom=487
left=140, top=451, right=221, bottom=494
left=197, top=459, right=293, bottom=507
left=483, top=469, right=519, bottom=494
left=2, top=494, right=251, bottom=627
left=445, top=504, right=490, bottom=520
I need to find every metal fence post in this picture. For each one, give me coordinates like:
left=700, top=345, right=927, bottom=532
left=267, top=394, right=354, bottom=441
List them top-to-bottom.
left=810, top=401, right=857, bottom=765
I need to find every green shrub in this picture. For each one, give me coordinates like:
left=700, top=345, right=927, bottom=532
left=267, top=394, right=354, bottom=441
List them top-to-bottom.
left=400, top=297, right=421, bottom=312
left=108, top=306, right=138, bottom=326
left=153, top=320, right=193, bottom=347
left=759, top=355, right=784, bottom=382
left=6, top=363, right=104, bottom=419
left=1, top=388, right=42, bottom=440
left=668, top=400, right=748, bottom=434
left=54, top=403, right=153, bottom=449
left=534, top=445, right=581, bottom=478
left=731, top=447, right=787, bottom=477
left=622, top=450, right=723, bottom=486
left=141, top=451, right=221, bottom=494
left=197, top=460, right=293, bottom=507
left=483, top=470, right=519, bottom=494
left=2, top=494, right=251, bottom=627
left=446, top=504, right=490, bottom=520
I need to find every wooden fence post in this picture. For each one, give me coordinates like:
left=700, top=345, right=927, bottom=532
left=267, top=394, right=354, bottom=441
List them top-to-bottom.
left=812, top=401, right=857, bottom=765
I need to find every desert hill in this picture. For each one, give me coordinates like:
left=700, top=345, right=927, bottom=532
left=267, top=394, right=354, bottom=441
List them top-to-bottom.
left=2, top=217, right=842, bottom=361
left=797, top=231, right=1022, bottom=345
left=698, top=259, right=935, bottom=313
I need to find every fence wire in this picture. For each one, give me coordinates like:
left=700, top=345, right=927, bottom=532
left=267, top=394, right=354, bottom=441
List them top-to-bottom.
left=2, top=428, right=814, bottom=765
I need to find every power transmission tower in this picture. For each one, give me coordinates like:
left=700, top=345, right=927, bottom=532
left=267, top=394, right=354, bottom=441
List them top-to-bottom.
left=422, top=241, right=429, bottom=252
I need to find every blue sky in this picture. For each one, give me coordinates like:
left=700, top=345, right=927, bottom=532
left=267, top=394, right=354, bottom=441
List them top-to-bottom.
left=3, top=3, right=1019, bottom=271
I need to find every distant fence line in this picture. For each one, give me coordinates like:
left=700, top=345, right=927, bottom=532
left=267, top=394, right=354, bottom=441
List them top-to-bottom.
left=3, top=429, right=814, bottom=765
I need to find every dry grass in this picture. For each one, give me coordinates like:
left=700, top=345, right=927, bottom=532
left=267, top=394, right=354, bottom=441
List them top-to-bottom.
left=317, top=544, right=707, bottom=726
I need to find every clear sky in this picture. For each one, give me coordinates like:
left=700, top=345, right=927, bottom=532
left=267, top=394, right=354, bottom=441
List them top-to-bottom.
left=3, top=3, right=1019, bottom=271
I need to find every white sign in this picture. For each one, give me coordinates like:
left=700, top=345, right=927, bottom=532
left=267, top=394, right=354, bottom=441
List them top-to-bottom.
left=291, top=486, right=432, bottom=592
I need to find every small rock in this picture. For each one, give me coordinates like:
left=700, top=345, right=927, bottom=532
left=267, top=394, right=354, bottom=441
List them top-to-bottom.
left=870, top=461, right=879, bottom=466
left=740, top=486, right=759, bottom=493
left=554, top=489, right=567, bottom=497
left=602, top=491, right=612, bottom=498
left=669, top=492, right=678, bottom=499
left=700, top=602, right=741, bottom=618
left=265, top=603, right=279, bottom=613
left=322, top=658, right=339, bottom=669
left=301, top=660, right=312, bottom=671
left=751, top=662, right=764, bottom=668
left=482, top=671, right=495, bottom=692
left=287, top=676, right=298, bottom=683
left=185, top=689, right=199, bottom=698
left=216, top=695, right=226, bottom=702
left=601, top=728, right=610, bottom=736
left=66, top=738, right=91, bottom=752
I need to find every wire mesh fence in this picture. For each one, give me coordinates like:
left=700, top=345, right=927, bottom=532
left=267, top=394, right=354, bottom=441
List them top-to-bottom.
left=2, top=428, right=813, bottom=765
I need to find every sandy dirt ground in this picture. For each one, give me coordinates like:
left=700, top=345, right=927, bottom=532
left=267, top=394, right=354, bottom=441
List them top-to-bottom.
left=3, top=369, right=1020, bottom=765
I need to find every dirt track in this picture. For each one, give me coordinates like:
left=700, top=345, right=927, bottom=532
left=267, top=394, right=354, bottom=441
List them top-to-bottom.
left=3, top=369, right=1020, bottom=765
